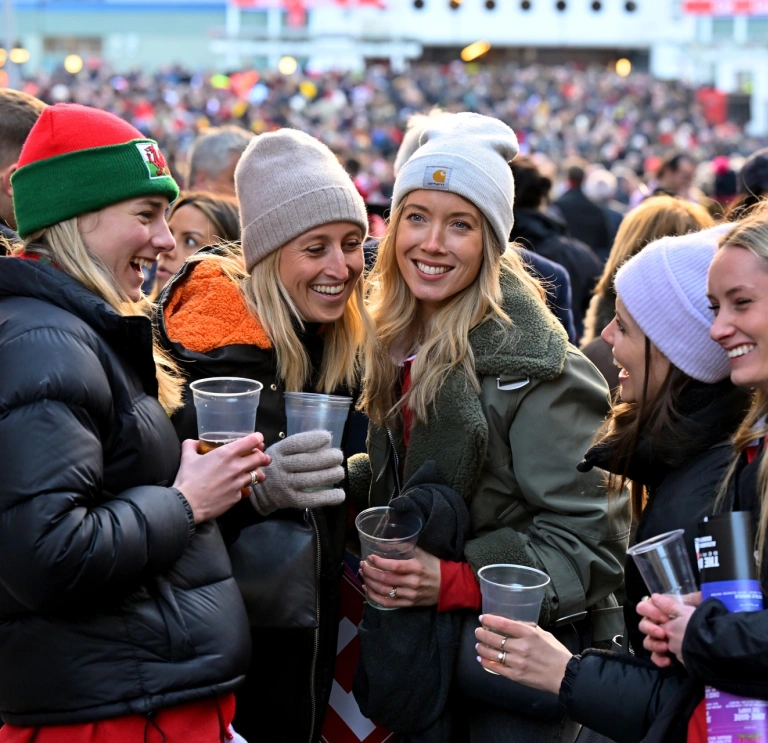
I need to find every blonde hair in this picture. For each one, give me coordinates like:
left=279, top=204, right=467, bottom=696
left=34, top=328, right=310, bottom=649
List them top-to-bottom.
left=582, top=196, right=714, bottom=345
left=360, top=199, right=547, bottom=427
left=715, top=205, right=768, bottom=567
left=18, top=218, right=183, bottom=413
left=186, top=242, right=366, bottom=393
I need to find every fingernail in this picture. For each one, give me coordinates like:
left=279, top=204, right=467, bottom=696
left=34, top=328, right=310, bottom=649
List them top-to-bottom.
left=479, top=615, right=484, bottom=622
left=475, top=643, right=479, bottom=651
left=476, top=656, right=482, bottom=663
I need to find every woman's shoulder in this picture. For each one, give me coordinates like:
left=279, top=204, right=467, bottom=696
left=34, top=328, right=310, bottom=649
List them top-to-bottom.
left=160, top=257, right=272, bottom=356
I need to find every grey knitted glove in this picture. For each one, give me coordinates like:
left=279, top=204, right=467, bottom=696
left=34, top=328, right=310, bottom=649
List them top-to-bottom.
left=249, top=430, right=345, bottom=516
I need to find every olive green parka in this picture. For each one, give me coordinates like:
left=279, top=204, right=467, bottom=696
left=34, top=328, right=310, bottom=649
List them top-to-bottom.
left=350, top=269, right=629, bottom=637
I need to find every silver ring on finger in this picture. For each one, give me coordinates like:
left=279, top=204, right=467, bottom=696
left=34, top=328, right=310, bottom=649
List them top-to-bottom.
left=250, top=470, right=258, bottom=487
left=388, top=587, right=397, bottom=599
left=500, top=637, right=507, bottom=651
left=498, top=651, right=506, bottom=665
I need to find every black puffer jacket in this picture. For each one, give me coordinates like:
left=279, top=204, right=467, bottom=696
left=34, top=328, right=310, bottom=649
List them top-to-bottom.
left=157, top=254, right=349, bottom=743
left=0, top=256, right=250, bottom=726
left=560, top=380, right=750, bottom=743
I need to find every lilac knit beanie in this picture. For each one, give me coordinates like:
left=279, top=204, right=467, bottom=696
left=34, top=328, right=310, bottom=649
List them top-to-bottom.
left=614, top=224, right=731, bottom=383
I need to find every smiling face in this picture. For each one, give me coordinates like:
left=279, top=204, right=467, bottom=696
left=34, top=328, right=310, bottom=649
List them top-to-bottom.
left=394, top=190, right=485, bottom=322
left=78, top=196, right=174, bottom=302
left=155, top=203, right=217, bottom=292
left=277, top=221, right=365, bottom=324
left=708, top=244, right=768, bottom=392
left=601, top=296, right=671, bottom=403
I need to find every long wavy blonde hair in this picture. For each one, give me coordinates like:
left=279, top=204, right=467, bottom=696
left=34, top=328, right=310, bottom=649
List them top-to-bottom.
left=582, top=196, right=714, bottom=345
left=360, top=199, right=546, bottom=427
left=715, top=206, right=768, bottom=567
left=16, top=219, right=184, bottom=413
left=185, top=242, right=367, bottom=393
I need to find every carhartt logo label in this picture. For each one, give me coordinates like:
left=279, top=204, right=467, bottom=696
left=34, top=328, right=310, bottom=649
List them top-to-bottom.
left=136, top=142, right=171, bottom=178
left=423, top=166, right=452, bottom=189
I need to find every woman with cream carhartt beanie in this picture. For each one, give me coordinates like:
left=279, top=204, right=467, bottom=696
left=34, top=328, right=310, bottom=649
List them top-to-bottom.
left=354, top=112, right=628, bottom=741
left=157, top=127, right=369, bottom=742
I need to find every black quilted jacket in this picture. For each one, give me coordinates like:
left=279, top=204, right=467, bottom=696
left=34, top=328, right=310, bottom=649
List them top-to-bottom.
left=0, top=256, right=250, bottom=726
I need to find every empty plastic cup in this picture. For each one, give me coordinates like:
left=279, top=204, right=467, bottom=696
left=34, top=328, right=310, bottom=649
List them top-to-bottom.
left=190, top=377, right=263, bottom=453
left=284, top=392, right=353, bottom=447
left=355, top=506, right=423, bottom=610
left=627, top=529, right=697, bottom=598
left=478, top=564, right=551, bottom=624
left=478, top=564, right=551, bottom=674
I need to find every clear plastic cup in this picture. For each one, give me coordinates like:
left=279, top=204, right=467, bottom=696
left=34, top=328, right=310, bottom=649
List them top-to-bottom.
left=189, top=377, right=263, bottom=453
left=283, top=392, right=353, bottom=448
left=355, top=506, right=423, bottom=610
left=627, top=528, right=697, bottom=599
left=478, top=564, right=551, bottom=674
left=478, top=564, right=551, bottom=624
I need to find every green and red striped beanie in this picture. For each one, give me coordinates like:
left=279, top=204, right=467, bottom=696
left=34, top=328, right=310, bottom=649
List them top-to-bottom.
left=12, top=103, right=179, bottom=238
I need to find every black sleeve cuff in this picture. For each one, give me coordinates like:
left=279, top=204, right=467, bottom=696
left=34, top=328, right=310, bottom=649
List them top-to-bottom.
left=558, top=654, right=582, bottom=713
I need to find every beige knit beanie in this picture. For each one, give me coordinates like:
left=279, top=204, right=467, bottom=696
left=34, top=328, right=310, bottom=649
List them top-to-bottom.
left=392, top=112, right=519, bottom=253
left=235, top=128, right=369, bottom=270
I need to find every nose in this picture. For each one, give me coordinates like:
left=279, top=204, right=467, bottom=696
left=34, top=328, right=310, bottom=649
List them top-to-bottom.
left=153, top=219, right=175, bottom=253
left=420, top=224, right=445, bottom=254
left=324, top=245, right=350, bottom=281
left=709, top=311, right=733, bottom=345
left=601, top=317, right=617, bottom=346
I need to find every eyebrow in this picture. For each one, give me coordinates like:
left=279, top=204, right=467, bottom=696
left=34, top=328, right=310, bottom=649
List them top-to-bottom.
left=137, top=199, right=166, bottom=210
left=405, top=204, right=477, bottom=220
left=302, top=229, right=363, bottom=241
left=707, top=285, right=754, bottom=300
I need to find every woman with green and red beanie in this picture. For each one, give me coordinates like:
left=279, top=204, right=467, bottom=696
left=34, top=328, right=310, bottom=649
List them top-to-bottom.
left=0, top=103, right=266, bottom=742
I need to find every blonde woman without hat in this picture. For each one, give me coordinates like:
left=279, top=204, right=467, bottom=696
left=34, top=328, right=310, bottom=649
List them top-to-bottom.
left=0, top=104, right=267, bottom=739
left=354, top=112, right=629, bottom=742
left=157, top=128, right=369, bottom=743
left=580, top=195, right=713, bottom=389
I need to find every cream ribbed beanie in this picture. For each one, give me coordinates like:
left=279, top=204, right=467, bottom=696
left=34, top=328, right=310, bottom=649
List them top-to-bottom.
left=392, top=112, right=519, bottom=252
left=235, top=128, right=368, bottom=270
left=614, top=224, right=731, bottom=383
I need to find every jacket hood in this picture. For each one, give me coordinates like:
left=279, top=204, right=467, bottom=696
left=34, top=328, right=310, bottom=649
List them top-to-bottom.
left=511, top=207, right=567, bottom=246
left=159, top=255, right=271, bottom=355
left=470, top=267, right=569, bottom=382
left=578, top=379, right=750, bottom=487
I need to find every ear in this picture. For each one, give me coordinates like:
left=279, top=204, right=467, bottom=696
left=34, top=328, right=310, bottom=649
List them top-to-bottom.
left=0, top=162, right=17, bottom=198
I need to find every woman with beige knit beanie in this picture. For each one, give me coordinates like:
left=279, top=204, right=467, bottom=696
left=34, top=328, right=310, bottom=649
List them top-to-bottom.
left=351, top=112, right=629, bottom=742
left=156, top=128, right=369, bottom=743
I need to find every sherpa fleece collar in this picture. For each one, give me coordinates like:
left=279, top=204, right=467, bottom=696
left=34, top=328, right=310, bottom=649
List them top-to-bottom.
left=163, top=259, right=271, bottom=354
left=401, top=269, right=569, bottom=501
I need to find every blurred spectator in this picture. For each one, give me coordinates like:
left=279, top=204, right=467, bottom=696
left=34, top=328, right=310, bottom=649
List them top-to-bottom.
left=0, top=89, right=47, bottom=248
left=187, top=125, right=254, bottom=194
left=730, top=146, right=768, bottom=219
left=653, top=152, right=696, bottom=199
left=712, top=155, right=738, bottom=207
left=510, top=156, right=602, bottom=337
left=554, top=158, right=611, bottom=258
left=584, top=167, right=625, bottom=261
left=151, top=191, right=241, bottom=298
left=580, top=195, right=714, bottom=389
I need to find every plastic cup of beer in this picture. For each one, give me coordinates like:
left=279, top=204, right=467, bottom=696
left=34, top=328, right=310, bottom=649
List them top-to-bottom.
left=189, top=377, right=263, bottom=453
left=283, top=392, right=353, bottom=447
left=355, top=506, right=423, bottom=610
left=627, top=529, right=697, bottom=600
left=478, top=564, right=551, bottom=674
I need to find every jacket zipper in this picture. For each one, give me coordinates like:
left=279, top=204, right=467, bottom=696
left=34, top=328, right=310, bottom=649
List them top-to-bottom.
left=386, top=426, right=402, bottom=502
left=307, top=508, right=322, bottom=743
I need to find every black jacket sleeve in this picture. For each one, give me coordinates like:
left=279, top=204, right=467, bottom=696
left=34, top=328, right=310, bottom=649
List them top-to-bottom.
left=0, top=327, right=193, bottom=611
left=683, top=598, right=768, bottom=699
left=561, top=650, right=684, bottom=743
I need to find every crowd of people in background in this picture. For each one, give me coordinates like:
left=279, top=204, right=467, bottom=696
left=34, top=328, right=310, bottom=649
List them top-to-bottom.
left=3, top=59, right=768, bottom=743
left=16, top=60, right=768, bottom=207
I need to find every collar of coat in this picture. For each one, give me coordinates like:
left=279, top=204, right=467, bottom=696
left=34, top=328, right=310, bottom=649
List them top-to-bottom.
left=397, top=268, right=569, bottom=502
